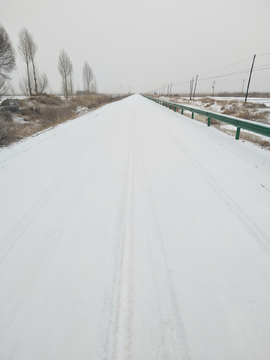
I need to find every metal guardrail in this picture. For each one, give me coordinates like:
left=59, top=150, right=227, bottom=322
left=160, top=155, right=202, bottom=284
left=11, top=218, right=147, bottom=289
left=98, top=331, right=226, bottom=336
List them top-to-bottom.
left=142, top=95, right=270, bottom=140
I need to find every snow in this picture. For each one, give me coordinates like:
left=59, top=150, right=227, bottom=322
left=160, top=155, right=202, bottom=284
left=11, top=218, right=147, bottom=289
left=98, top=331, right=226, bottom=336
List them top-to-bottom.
left=0, top=94, right=270, bottom=359
left=212, top=96, right=270, bottom=107
left=12, top=115, right=27, bottom=124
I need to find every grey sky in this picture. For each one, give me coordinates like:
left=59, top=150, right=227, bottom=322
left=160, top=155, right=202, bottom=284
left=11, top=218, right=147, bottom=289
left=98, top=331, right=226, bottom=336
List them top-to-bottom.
left=2, top=0, right=270, bottom=94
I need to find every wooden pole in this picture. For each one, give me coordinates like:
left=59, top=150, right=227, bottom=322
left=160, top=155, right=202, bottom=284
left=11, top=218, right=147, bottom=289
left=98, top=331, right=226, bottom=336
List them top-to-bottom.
left=245, top=54, right=256, bottom=103
left=193, top=75, right=198, bottom=99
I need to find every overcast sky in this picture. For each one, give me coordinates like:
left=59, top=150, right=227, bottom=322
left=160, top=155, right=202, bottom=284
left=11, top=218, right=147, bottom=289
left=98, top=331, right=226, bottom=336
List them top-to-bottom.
left=2, top=0, right=270, bottom=94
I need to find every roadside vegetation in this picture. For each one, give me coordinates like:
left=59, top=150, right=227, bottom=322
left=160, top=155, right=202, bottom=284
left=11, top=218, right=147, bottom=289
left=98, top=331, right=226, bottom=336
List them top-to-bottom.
left=0, top=24, right=128, bottom=148
left=0, top=93, right=127, bottom=147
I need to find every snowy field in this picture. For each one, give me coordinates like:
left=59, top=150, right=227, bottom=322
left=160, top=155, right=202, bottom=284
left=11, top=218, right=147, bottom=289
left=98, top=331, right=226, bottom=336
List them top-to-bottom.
left=0, top=94, right=270, bottom=359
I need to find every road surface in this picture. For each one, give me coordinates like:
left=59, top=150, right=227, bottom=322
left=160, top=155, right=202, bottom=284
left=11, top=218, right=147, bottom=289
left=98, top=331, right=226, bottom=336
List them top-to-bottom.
left=1, top=94, right=270, bottom=359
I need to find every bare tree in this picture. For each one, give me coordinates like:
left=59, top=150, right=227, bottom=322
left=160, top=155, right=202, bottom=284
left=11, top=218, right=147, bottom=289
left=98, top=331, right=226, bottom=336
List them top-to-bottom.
left=0, top=24, right=16, bottom=99
left=18, top=28, right=39, bottom=95
left=18, top=28, right=32, bottom=96
left=27, top=32, right=38, bottom=94
left=58, top=50, right=73, bottom=99
left=82, top=61, right=93, bottom=94
left=37, top=72, right=49, bottom=94
left=68, top=73, right=74, bottom=98
left=90, top=75, right=98, bottom=94
left=19, top=76, right=30, bottom=97
left=0, top=77, right=10, bottom=99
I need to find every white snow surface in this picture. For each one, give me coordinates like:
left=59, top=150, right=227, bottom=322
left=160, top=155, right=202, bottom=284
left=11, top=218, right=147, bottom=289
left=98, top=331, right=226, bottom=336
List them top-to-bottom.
left=0, top=94, right=270, bottom=360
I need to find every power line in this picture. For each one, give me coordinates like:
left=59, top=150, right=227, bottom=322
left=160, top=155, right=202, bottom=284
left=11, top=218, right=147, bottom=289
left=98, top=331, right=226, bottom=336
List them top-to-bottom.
left=257, top=52, right=270, bottom=57
left=143, top=53, right=270, bottom=93
left=199, top=57, right=253, bottom=76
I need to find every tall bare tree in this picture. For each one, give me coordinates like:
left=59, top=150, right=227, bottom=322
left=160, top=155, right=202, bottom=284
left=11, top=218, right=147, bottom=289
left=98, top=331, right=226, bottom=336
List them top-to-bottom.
left=0, top=24, right=16, bottom=99
left=18, top=28, right=39, bottom=95
left=18, top=28, right=32, bottom=95
left=27, top=32, right=38, bottom=94
left=58, top=50, right=73, bottom=99
left=82, top=61, right=93, bottom=94
left=19, top=76, right=30, bottom=97
left=91, top=76, right=98, bottom=94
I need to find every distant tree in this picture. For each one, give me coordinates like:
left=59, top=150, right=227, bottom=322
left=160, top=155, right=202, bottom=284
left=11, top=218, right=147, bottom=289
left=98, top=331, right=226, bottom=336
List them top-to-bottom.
left=0, top=24, right=16, bottom=99
left=18, top=28, right=39, bottom=95
left=18, top=28, right=32, bottom=95
left=27, top=31, right=38, bottom=94
left=58, top=50, right=73, bottom=99
left=82, top=61, right=93, bottom=94
left=37, top=72, right=49, bottom=94
left=68, top=73, right=74, bottom=98
left=19, top=76, right=31, bottom=97
left=91, top=76, right=98, bottom=94
left=0, top=77, right=9, bottom=99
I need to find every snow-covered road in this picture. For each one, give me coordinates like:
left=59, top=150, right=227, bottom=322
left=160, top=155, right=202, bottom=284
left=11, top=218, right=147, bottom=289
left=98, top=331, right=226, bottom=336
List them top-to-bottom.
left=1, top=94, right=270, bottom=359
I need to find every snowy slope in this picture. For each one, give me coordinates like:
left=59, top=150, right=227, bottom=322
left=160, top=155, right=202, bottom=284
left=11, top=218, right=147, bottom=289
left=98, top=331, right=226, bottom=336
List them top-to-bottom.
left=0, top=94, right=270, bottom=360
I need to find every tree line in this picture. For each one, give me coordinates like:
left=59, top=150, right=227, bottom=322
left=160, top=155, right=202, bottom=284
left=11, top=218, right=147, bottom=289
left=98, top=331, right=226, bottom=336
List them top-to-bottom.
left=0, top=24, right=97, bottom=100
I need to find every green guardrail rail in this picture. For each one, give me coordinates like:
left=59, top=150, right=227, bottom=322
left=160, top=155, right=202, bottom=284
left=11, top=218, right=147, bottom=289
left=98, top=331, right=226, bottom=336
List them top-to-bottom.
left=142, top=94, right=270, bottom=140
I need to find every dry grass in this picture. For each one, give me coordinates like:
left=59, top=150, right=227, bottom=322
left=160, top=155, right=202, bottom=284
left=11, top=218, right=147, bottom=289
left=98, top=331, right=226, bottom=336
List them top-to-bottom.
left=0, top=93, right=128, bottom=148
left=27, top=94, right=63, bottom=106
left=73, top=94, right=126, bottom=109
left=200, top=97, right=215, bottom=104
left=243, top=102, right=267, bottom=109
left=236, top=108, right=269, bottom=122
left=0, top=110, right=13, bottom=122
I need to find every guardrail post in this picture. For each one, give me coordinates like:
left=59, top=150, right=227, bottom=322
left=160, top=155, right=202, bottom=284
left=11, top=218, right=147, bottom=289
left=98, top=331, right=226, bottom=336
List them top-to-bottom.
left=174, top=106, right=176, bottom=112
left=181, top=109, right=184, bottom=115
left=192, top=112, right=194, bottom=119
left=207, top=117, right=211, bottom=127
left=236, top=127, right=241, bottom=140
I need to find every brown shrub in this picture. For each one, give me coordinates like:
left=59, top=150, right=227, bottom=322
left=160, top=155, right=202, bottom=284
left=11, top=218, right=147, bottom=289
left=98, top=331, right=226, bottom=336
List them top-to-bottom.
left=29, top=94, right=62, bottom=106
left=200, top=97, right=214, bottom=104
left=244, top=102, right=267, bottom=109
left=87, top=103, right=97, bottom=109
left=40, top=104, right=76, bottom=124
left=222, top=104, right=240, bottom=116
left=20, top=108, right=34, bottom=116
left=236, top=109, right=258, bottom=121
left=0, top=110, right=12, bottom=122
left=0, top=119, right=19, bottom=145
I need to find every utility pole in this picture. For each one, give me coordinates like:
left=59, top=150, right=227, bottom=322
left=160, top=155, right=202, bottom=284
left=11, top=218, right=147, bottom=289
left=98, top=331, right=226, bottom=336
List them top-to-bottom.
left=245, top=54, right=256, bottom=103
left=193, top=75, right=198, bottom=99
left=190, top=77, right=194, bottom=100
left=212, top=81, right=215, bottom=96
left=170, top=82, right=173, bottom=94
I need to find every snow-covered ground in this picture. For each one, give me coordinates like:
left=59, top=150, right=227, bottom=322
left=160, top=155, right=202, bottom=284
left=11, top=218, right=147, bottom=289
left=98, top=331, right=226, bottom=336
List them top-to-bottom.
left=0, top=94, right=270, bottom=359
left=175, top=96, right=270, bottom=107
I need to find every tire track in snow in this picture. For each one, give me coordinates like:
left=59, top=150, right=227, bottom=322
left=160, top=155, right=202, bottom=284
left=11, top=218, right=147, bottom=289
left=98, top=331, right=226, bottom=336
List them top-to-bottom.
left=100, top=110, right=191, bottom=359
left=156, top=115, right=270, bottom=258
left=0, top=116, right=109, bottom=265
left=100, top=119, right=136, bottom=360
left=134, top=124, right=191, bottom=360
